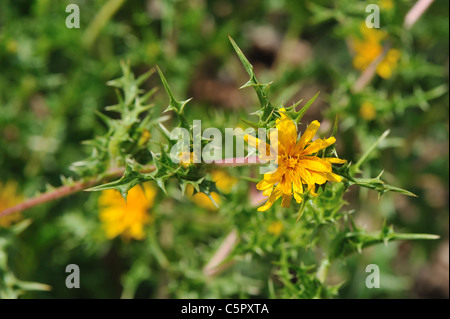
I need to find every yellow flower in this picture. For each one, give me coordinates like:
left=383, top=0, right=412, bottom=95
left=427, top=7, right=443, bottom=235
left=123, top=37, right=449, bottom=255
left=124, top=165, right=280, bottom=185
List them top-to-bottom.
left=379, top=0, right=394, bottom=10
left=351, top=24, right=400, bottom=79
left=376, top=49, right=401, bottom=79
left=360, top=102, right=377, bottom=121
left=245, top=111, right=346, bottom=212
left=137, top=129, right=151, bottom=147
left=185, top=170, right=238, bottom=210
left=211, top=170, right=238, bottom=194
left=0, top=181, right=23, bottom=227
left=98, top=182, right=157, bottom=240
left=188, top=189, right=222, bottom=211
left=268, top=221, right=283, bottom=236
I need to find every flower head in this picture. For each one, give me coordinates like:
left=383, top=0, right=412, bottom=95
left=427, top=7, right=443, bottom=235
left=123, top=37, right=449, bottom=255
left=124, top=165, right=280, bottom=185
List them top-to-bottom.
left=379, top=0, right=394, bottom=10
left=351, top=24, right=400, bottom=79
left=360, top=101, right=377, bottom=121
left=245, top=111, right=346, bottom=212
left=185, top=170, right=238, bottom=211
left=0, top=181, right=23, bottom=227
left=98, top=182, right=157, bottom=240
left=268, top=221, right=284, bottom=236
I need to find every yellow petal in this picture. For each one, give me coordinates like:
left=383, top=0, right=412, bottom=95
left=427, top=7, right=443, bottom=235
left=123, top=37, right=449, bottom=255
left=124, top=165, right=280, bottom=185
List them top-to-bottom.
left=276, top=113, right=298, bottom=152
left=297, top=121, right=320, bottom=150
left=245, top=134, right=276, bottom=161
left=245, top=134, right=266, bottom=149
left=303, top=137, right=336, bottom=155
left=299, top=157, right=332, bottom=172
left=323, top=157, right=347, bottom=164
left=297, top=166, right=313, bottom=186
left=256, top=170, right=283, bottom=191
left=308, top=171, right=328, bottom=185
left=326, top=172, right=342, bottom=183
left=256, top=179, right=274, bottom=191
left=258, top=184, right=283, bottom=212
left=263, top=188, right=273, bottom=197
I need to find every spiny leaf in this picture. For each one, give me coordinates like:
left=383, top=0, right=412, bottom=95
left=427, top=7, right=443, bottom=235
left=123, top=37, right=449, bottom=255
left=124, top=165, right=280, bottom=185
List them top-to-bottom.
left=229, top=36, right=276, bottom=122
left=156, top=66, right=192, bottom=126
left=283, top=92, right=320, bottom=124
left=331, top=114, right=339, bottom=137
left=240, top=119, right=265, bottom=129
left=351, top=129, right=390, bottom=175
left=85, top=161, right=145, bottom=201
left=348, top=175, right=417, bottom=197
left=179, top=177, right=205, bottom=196
left=330, top=222, right=438, bottom=260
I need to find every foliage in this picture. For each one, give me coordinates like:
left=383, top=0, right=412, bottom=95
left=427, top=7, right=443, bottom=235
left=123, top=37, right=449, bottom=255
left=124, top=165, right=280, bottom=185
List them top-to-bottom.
left=0, top=0, right=448, bottom=299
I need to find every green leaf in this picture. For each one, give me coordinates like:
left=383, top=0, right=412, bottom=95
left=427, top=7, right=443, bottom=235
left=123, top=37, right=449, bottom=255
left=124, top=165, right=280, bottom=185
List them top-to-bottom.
left=229, top=36, right=276, bottom=123
left=156, top=66, right=191, bottom=128
left=284, top=91, right=320, bottom=124
left=350, top=129, right=390, bottom=175
left=85, top=160, right=145, bottom=201
left=330, top=221, right=438, bottom=260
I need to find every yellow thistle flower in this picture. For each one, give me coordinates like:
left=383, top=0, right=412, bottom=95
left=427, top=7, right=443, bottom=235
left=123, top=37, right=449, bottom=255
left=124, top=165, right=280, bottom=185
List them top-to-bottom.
left=379, top=0, right=394, bottom=10
left=351, top=24, right=400, bottom=79
left=376, top=49, right=401, bottom=79
left=360, top=102, right=377, bottom=121
left=245, top=111, right=346, bottom=212
left=137, top=129, right=151, bottom=147
left=185, top=170, right=238, bottom=210
left=211, top=170, right=238, bottom=194
left=0, top=181, right=23, bottom=227
left=98, top=182, right=157, bottom=240
left=187, top=188, right=222, bottom=211
left=268, top=221, right=283, bottom=236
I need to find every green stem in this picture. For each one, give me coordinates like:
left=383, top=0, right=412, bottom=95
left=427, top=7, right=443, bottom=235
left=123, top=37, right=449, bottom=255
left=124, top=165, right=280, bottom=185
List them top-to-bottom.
left=83, top=0, right=125, bottom=49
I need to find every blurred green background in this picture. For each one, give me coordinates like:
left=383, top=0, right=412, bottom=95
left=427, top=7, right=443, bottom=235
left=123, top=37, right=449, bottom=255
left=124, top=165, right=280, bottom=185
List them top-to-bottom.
left=0, top=0, right=448, bottom=298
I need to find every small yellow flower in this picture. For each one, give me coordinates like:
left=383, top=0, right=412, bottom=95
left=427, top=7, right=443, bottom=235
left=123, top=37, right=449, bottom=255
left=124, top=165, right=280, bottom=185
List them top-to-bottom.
left=379, top=0, right=394, bottom=10
left=351, top=24, right=400, bottom=79
left=6, top=40, right=18, bottom=53
left=376, top=49, right=401, bottom=79
left=360, top=102, right=377, bottom=121
left=245, top=110, right=346, bottom=212
left=137, top=129, right=151, bottom=147
left=185, top=170, right=238, bottom=210
left=211, top=170, right=238, bottom=194
left=0, top=181, right=23, bottom=227
left=98, top=182, right=157, bottom=240
left=187, top=188, right=222, bottom=211
left=268, top=221, right=283, bottom=236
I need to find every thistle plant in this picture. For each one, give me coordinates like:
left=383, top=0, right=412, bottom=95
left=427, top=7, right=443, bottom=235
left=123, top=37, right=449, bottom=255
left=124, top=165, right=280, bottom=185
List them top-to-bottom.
left=0, top=37, right=440, bottom=299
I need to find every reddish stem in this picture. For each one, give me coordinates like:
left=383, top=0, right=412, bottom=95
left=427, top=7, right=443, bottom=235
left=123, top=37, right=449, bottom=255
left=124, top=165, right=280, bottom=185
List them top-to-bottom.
left=212, top=156, right=262, bottom=167
left=0, top=157, right=263, bottom=217
left=0, top=166, right=152, bottom=218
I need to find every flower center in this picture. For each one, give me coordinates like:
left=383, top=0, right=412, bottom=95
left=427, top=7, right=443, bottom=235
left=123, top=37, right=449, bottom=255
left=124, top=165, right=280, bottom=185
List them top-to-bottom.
left=284, top=156, right=298, bottom=170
